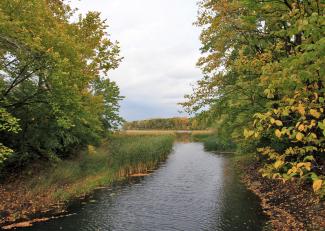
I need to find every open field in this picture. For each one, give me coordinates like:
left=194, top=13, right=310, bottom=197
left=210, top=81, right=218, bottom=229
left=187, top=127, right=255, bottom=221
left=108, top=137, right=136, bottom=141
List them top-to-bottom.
left=121, top=129, right=213, bottom=136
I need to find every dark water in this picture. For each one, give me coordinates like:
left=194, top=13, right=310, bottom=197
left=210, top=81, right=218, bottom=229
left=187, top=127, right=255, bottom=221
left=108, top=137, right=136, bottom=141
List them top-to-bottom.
left=22, top=143, right=266, bottom=231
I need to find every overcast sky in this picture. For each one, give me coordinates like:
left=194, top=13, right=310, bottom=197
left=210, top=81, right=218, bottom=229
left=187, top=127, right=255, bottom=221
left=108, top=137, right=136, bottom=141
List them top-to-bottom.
left=70, top=0, right=202, bottom=121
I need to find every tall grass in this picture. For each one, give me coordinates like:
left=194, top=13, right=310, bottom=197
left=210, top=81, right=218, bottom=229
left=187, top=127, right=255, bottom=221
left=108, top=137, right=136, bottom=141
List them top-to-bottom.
left=122, top=129, right=212, bottom=136
left=122, top=130, right=177, bottom=135
left=191, top=133, right=236, bottom=152
left=26, top=135, right=175, bottom=202
left=109, top=135, right=174, bottom=176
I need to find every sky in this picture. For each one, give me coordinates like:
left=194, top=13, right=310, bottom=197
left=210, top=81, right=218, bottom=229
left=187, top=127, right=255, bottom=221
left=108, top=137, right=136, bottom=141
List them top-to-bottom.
left=70, top=0, right=202, bottom=121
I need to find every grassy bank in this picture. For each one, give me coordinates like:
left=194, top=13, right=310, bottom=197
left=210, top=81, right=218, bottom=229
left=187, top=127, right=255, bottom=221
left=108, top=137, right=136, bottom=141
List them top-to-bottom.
left=191, top=133, right=235, bottom=152
left=0, top=134, right=175, bottom=227
left=36, top=134, right=174, bottom=201
left=206, top=137, right=325, bottom=230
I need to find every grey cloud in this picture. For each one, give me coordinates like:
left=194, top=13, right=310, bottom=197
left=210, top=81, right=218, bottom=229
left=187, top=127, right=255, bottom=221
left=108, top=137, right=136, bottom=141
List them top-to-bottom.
left=70, top=0, right=202, bottom=121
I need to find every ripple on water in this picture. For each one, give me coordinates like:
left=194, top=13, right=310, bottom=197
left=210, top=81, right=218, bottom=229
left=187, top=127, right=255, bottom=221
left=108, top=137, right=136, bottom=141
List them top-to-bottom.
left=22, top=142, right=266, bottom=231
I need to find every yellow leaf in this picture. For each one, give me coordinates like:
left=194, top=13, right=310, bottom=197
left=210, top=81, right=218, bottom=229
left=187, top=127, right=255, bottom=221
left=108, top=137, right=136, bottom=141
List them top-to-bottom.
left=297, top=104, right=305, bottom=115
left=310, top=109, right=320, bottom=118
left=275, top=120, right=283, bottom=126
left=310, top=120, right=316, bottom=127
left=298, top=124, right=305, bottom=131
left=244, top=129, right=254, bottom=138
left=275, top=129, right=282, bottom=138
left=296, top=132, right=303, bottom=141
left=87, top=145, right=96, bottom=155
left=285, top=147, right=294, bottom=155
left=274, top=160, right=284, bottom=169
left=296, top=162, right=311, bottom=171
left=297, top=162, right=304, bottom=168
left=304, top=162, right=311, bottom=171
left=288, top=166, right=297, bottom=175
left=299, top=168, right=304, bottom=177
left=262, top=173, right=269, bottom=177
left=272, top=173, right=281, bottom=179
left=313, top=179, right=322, bottom=192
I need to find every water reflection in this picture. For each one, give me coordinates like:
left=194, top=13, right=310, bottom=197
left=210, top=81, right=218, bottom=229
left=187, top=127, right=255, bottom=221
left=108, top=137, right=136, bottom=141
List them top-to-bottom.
left=175, top=132, right=191, bottom=143
left=21, top=143, right=266, bottom=231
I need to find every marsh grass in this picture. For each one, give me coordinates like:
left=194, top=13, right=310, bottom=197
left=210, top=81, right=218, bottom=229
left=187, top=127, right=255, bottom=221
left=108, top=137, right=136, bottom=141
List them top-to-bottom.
left=122, top=129, right=212, bottom=136
left=122, top=130, right=177, bottom=135
left=191, top=133, right=236, bottom=152
left=26, top=134, right=174, bottom=202
left=109, top=135, right=174, bottom=177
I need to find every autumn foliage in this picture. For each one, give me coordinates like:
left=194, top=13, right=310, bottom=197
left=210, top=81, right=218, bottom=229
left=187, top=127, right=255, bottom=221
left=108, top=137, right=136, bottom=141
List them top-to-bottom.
left=0, top=0, right=123, bottom=172
left=183, top=0, right=324, bottom=195
left=123, top=117, right=206, bottom=130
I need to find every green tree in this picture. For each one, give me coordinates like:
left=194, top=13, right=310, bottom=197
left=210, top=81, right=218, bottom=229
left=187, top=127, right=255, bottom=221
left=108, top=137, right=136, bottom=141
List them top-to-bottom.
left=0, top=0, right=123, bottom=169
left=183, top=0, right=324, bottom=193
left=123, top=117, right=192, bottom=130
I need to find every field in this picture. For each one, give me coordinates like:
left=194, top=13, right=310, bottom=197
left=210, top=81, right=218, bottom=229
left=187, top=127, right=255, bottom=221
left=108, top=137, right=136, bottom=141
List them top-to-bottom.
left=122, top=129, right=213, bottom=136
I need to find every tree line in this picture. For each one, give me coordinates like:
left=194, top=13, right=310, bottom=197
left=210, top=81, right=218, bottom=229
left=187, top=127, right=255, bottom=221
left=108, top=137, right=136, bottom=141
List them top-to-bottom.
left=0, top=0, right=123, bottom=173
left=182, top=0, right=324, bottom=194
left=123, top=117, right=207, bottom=130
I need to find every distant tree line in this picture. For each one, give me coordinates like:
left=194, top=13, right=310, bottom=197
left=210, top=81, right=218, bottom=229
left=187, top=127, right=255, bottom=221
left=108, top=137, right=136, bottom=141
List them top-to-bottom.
left=123, top=117, right=207, bottom=130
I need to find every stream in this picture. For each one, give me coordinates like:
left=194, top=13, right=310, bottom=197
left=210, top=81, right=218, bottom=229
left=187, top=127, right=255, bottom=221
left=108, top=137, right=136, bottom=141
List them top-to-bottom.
left=21, top=142, right=267, bottom=231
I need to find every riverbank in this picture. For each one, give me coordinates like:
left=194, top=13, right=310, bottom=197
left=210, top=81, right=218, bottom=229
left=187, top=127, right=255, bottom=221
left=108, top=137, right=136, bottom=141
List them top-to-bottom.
left=193, top=132, right=325, bottom=230
left=191, top=133, right=235, bottom=152
left=0, top=134, right=174, bottom=229
left=5, top=142, right=267, bottom=231
left=234, top=155, right=325, bottom=231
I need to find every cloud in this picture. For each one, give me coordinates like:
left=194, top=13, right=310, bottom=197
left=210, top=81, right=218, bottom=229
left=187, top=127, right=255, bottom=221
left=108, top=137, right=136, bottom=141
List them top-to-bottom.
left=70, top=0, right=202, bottom=121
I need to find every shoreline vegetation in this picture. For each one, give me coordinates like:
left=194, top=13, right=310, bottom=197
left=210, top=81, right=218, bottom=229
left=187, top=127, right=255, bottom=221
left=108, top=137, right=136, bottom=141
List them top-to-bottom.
left=0, top=0, right=323, bottom=230
left=181, top=0, right=324, bottom=229
left=122, top=117, right=207, bottom=130
left=1, top=129, right=324, bottom=230
left=123, top=129, right=212, bottom=135
left=0, top=133, right=175, bottom=229
left=196, top=133, right=325, bottom=231
left=242, top=160, right=325, bottom=231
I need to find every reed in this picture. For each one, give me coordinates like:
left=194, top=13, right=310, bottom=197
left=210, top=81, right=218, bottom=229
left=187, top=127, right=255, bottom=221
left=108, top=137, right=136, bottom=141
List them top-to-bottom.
left=121, top=129, right=212, bottom=136
left=191, top=133, right=236, bottom=152
left=26, top=134, right=175, bottom=202
left=109, top=135, right=174, bottom=177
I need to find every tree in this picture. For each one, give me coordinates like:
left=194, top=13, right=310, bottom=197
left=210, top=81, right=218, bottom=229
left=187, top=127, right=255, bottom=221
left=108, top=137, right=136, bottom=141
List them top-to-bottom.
left=0, top=0, right=123, bottom=170
left=183, top=0, right=324, bottom=194
left=123, top=117, right=193, bottom=130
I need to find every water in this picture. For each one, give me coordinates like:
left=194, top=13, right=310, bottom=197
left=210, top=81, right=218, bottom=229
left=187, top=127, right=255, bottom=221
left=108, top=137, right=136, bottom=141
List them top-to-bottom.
left=21, top=143, right=266, bottom=231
